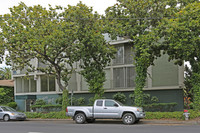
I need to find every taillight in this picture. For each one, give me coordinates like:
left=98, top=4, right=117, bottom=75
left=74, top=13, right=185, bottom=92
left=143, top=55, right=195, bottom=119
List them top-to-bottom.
left=66, top=107, right=68, bottom=112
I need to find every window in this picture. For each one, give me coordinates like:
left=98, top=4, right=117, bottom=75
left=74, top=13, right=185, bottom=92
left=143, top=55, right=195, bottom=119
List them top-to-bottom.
left=124, top=45, right=134, bottom=64
left=113, top=46, right=124, bottom=65
left=113, top=67, right=136, bottom=88
left=126, top=67, right=136, bottom=87
left=113, top=68, right=125, bottom=88
left=103, top=69, right=111, bottom=89
left=41, top=75, right=55, bottom=92
left=41, top=75, right=48, bottom=92
left=49, top=75, right=55, bottom=92
left=16, top=76, right=37, bottom=93
left=16, top=77, right=22, bottom=93
left=30, top=77, right=36, bottom=92
left=24, top=78, right=29, bottom=92
left=105, top=100, right=116, bottom=107
left=96, top=101, right=103, bottom=106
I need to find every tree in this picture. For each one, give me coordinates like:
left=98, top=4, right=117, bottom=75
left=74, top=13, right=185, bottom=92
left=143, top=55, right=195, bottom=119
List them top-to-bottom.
left=105, top=0, right=183, bottom=106
left=157, top=1, right=200, bottom=110
left=0, top=2, right=115, bottom=107
left=72, top=9, right=116, bottom=101
left=0, top=67, right=11, bottom=80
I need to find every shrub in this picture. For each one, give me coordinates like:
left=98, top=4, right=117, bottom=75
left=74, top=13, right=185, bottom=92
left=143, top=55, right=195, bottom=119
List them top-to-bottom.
left=113, top=92, right=126, bottom=103
left=129, top=93, right=159, bottom=105
left=56, top=97, right=62, bottom=105
left=68, top=97, right=77, bottom=106
left=77, top=97, right=85, bottom=106
left=89, top=97, right=95, bottom=105
left=35, top=99, right=46, bottom=105
left=7, top=102, right=17, bottom=109
left=143, top=102, right=177, bottom=112
left=31, top=104, right=62, bottom=112
left=25, top=111, right=70, bottom=119
left=145, top=111, right=184, bottom=120
left=25, top=112, right=42, bottom=118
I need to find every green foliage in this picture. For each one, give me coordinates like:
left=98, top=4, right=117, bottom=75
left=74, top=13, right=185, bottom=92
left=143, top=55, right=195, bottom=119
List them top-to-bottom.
left=105, top=0, right=199, bottom=107
left=0, top=2, right=115, bottom=100
left=156, top=2, right=200, bottom=110
left=0, top=67, right=11, bottom=80
left=0, top=87, right=14, bottom=104
left=62, top=89, right=68, bottom=111
left=112, top=92, right=126, bottom=103
left=129, top=93, right=159, bottom=105
left=56, top=96, right=85, bottom=106
left=56, top=97, right=62, bottom=105
left=68, top=97, right=77, bottom=106
left=76, top=97, right=85, bottom=106
left=89, top=97, right=95, bottom=106
left=35, top=99, right=46, bottom=105
left=7, top=102, right=17, bottom=109
left=143, top=102, right=177, bottom=112
left=31, top=104, right=62, bottom=112
left=25, top=110, right=200, bottom=120
left=145, top=110, right=200, bottom=120
left=25, top=111, right=70, bottom=119
left=40, top=111, right=69, bottom=119
left=145, top=111, right=184, bottom=120
left=25, top=112, right=42, bottom=118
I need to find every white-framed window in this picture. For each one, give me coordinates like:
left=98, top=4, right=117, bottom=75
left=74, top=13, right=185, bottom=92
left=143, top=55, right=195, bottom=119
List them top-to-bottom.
left=41, top=75, right=55, bottom=92
left=15, top=76, right=37, bottom=93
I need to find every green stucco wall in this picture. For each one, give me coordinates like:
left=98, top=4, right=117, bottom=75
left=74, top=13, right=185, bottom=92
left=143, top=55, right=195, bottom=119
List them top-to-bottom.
left=152, top=54, right=179, bottom=87
left=15, top=89, right=183, bottom=111
left=71, top=89, right=184, bottom=111
left=37, top=94, right=60, bottom=104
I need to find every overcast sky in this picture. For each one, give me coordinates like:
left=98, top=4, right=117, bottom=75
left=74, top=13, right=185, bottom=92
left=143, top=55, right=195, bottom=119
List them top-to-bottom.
left=0, top=0, right=117, bottom=68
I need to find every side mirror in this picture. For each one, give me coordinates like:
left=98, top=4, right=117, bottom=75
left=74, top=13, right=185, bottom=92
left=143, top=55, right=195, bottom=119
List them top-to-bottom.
left=114, top=103, right=119, bottom=107
left=0, top=109, right=2, bottom=112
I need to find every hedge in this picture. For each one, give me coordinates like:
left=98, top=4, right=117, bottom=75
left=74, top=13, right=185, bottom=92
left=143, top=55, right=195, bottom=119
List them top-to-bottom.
left=143, top=103, right=177, bottom=112
left=31, top=104, right=62, bottom=112
left=25, top=110, right=200, bottom=120
left=145, top=110, right=200, bottom=120
left=25, top=111, right=70, bottom=119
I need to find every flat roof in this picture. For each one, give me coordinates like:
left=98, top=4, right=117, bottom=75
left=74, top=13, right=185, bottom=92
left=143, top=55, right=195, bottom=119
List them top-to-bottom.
left=0, top=80, right=14, bottom=87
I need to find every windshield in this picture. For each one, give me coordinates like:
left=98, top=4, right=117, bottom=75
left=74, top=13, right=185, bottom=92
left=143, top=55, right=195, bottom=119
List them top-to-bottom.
left=115, top=101, right=124, bottom=106
left=1, top=107, right=16, bottom=112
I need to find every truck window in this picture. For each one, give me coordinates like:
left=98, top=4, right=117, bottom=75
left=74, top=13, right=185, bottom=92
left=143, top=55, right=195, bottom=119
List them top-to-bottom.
left=96, top=100, right=103, bottom=106
left=105, top=101, right=116, bottom=107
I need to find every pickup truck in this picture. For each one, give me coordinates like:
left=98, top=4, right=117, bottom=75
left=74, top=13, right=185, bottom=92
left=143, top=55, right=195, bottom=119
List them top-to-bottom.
left=66, top=99, right=145, bottom=125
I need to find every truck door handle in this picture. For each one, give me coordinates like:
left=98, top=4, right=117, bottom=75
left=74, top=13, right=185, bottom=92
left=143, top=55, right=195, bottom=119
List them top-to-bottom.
left=104, top=107, right=107, bottom=109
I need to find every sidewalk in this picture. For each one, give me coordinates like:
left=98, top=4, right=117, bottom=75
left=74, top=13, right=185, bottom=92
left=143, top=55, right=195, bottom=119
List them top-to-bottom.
left=27, top=118, right=200, bottom=125
left=141, top=119, right=200, bottom=125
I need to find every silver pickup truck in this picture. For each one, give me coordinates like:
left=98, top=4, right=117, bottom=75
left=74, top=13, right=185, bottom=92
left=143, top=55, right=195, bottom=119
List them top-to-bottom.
left=66, top=99, right=145, bottom=125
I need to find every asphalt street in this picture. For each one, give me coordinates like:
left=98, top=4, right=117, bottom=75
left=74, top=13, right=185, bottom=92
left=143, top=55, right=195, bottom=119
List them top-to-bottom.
left=0, top=120, right=200, bottom=133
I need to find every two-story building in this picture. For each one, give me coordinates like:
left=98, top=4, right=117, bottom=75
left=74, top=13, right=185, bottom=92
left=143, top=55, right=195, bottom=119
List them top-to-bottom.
left=13, top=34, right=184, bottom=111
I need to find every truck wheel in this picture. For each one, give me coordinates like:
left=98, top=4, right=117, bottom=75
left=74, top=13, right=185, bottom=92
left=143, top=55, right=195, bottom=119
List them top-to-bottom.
left=75, top=113, right=86, bottom=124
left=122, top=113, right=136, bottom=125
left=3, top=115, right=10, bottom=122
left=86, top=119, right=95, bottom=123
left=135, top=119, right=140, bottom=123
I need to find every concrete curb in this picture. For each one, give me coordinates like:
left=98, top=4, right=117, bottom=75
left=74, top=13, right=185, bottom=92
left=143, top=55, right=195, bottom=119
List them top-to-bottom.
left=26, top=118, right=200, bottom=125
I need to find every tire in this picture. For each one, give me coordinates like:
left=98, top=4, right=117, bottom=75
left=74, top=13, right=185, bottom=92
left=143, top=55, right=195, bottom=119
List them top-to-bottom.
left=74, top=113, right=86, bottom=124
left=122, top=113, right=136, bottom=125
left=3, top=115, right=10, bottom=122
left=86, top=119, right=95, bottom=123
left=135, top=119, right=140, bottom=124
